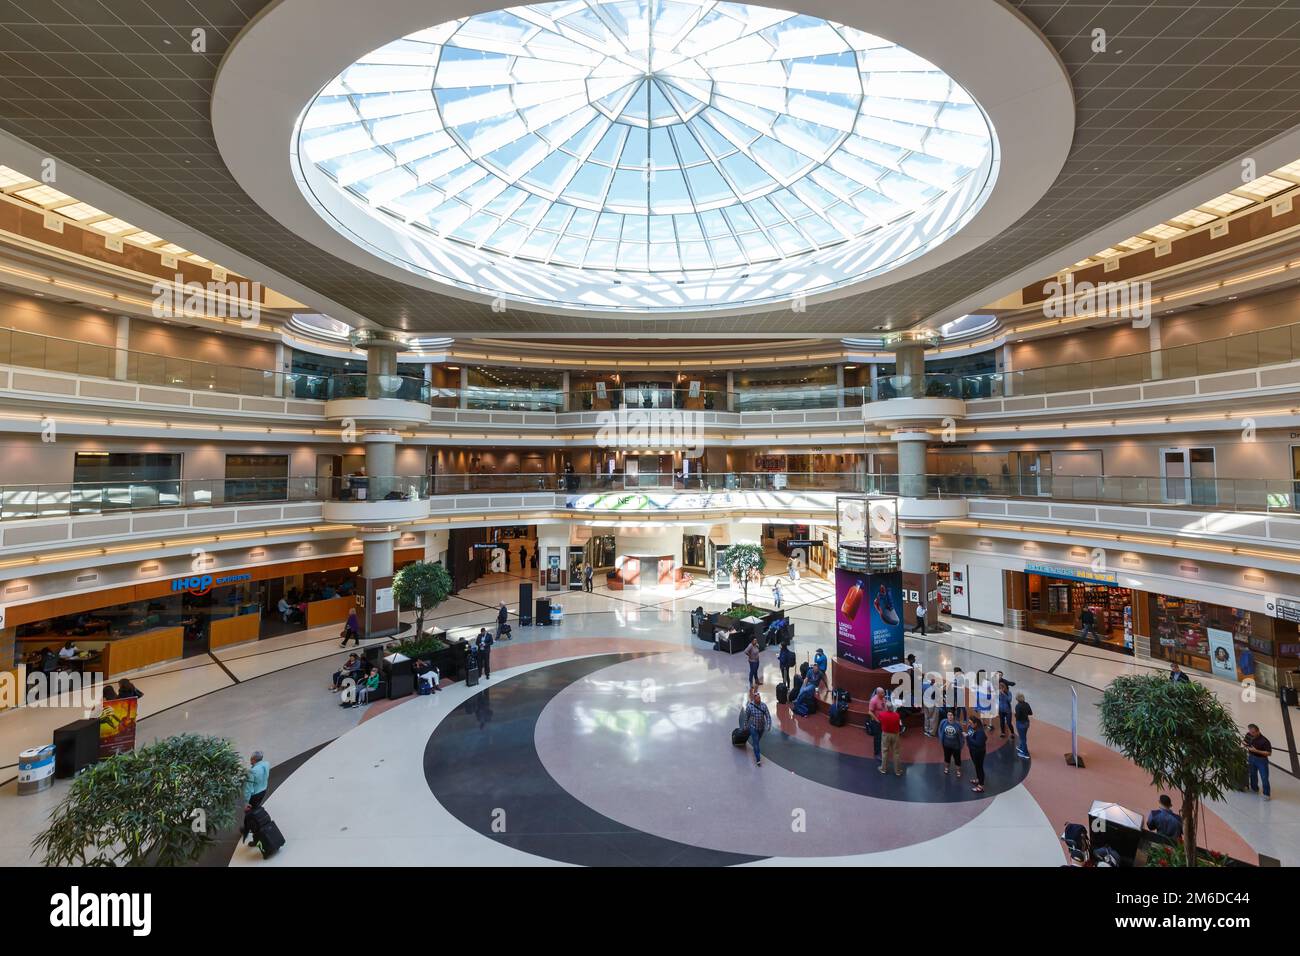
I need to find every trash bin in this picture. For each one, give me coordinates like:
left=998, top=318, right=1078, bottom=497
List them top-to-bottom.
left=550, top=604, right=563, bottom=625
left=17, top=745, right=55, bottom=795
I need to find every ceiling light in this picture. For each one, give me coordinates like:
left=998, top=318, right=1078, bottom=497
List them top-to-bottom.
left=0, top=165, right=33, bottom=188
left=1235, top=175, right=1292, bottom=199
left=14, top=184, right=73, bottom=206
left=1198, top=193, right=1252, bottom=215
left=51, top=201, right=106, bottom=221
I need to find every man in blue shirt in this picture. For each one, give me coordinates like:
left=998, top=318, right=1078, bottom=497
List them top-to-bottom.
left=243, top=750, right=270, bottom=810
left=1146, top=794, right=1183, bottom=839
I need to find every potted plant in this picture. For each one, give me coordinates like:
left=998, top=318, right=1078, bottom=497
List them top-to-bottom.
left=716, top=542, right=765, bottom=606
left=392, top=560, right=452, bottom=640
left=1098, top=674, right=1244, bottom=866
left=33, top=734, right=249, bottom=866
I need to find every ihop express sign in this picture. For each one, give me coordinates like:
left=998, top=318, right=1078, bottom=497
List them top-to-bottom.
left=171, top=572, right=252, bottom=596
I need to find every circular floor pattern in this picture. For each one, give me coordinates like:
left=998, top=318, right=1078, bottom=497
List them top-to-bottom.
left=424, top=651, right=1031, bottom=863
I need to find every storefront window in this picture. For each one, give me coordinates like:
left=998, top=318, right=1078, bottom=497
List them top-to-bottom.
left=683, top=535, right=707, bottom=569
left=1026, top=572, right=1134, bottom=654
left=1149, top=595, right=1258, bottom=681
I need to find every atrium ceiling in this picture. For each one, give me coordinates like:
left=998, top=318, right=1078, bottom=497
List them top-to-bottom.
left=0, top=0, right=1298, bottom=336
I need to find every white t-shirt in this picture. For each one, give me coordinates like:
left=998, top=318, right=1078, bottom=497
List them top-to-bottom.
left=58, top=646, right=78, bottom=659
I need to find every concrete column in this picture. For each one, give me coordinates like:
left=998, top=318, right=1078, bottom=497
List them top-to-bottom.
left=1148, top=313, right=1163, bottom=380
left=113, top=315, right=130, bottom=381
left=274, top=341, right=286, bottom=397
left=895, top=343, right=926, bottom=397
left=868, top=361, right=879, bottom=401
left=835, top=363, right=845, bottom=408
left=459, top=366, right=469, bottom=409
left=561, top=370, right=570, bottom=411
left=726, top=370, right=735, bottom=411
left=895, top=430, right=928, bottom=499
left=362, top=431, right=399, bottom=495
left=901, top=527, right=932, bottom=574
left=358, top=529, right=400, bottom=639
left=362, top=534, right=395, bottom=580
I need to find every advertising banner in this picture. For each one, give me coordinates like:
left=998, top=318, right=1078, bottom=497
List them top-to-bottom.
left=835, top=568, right=904, bottom=668
left=1206, top=627, right=1237, bottom=680
left=97, top=695, right=138, bottom=759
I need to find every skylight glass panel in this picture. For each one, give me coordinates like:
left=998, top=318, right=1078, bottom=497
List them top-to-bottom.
left=296, top=0, right=995, bottom=293
left=0, top=165, right=33, bottom=188
left=1236, top=175, right=1292, bottom=199
left=14, top=185, right=72, bottom=206
left=1199, top=193, right=1252, bottom=215
left=53, top=202, right=106, bottom=221
left=1169, top=209, right=1216, bottom=228
left=87, top=218, right=139, bottom=236
left=1142, top=223, right=1184, bottom=241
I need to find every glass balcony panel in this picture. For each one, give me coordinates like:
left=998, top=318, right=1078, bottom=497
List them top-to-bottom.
left=1257, top=326, right=1292, bottom=366
left=10, top=331, right=47, bottom=370
left=1224, top=332, right=1258, bottom=372
left=1196, top=338, right=1226, bottom=375
left=1163, top=344, right=1198, bottom=380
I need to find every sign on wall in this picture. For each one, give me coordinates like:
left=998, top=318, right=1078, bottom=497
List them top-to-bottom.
left=1024, top=561, right=1117, bottom=585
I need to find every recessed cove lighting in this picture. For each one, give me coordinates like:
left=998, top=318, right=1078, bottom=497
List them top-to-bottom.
left=291, top=0, right=998, bottom=313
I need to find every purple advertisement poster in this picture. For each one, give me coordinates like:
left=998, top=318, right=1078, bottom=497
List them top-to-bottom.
left=835, top=568, right=905, bottom=668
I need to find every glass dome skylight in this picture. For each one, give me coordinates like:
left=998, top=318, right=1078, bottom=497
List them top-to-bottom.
left=294, top=0, right=997, bottom=313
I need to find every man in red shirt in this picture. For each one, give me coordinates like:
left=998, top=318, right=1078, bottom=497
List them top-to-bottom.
left=878, top=702, right=903, bottom=776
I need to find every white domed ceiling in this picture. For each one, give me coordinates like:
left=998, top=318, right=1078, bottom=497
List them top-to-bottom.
left=292, top=0, right=998, bottom=313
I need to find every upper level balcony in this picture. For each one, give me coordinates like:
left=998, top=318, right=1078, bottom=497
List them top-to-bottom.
left=9, top=318, right=1300, bottom=430
left=323, top=373, right=434, bottom=425
left=318, top=474, right=432, bottom=523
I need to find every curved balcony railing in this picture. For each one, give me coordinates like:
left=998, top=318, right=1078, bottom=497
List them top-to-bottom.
left=0, top=325, right=332, bottom=399
left=325, top=373, right=433, bottom=403
left=870, top=374, right=964, bottom=401
left=4, top=470, right=1299, bottom=523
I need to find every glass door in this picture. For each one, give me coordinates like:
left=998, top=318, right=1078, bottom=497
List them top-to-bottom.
left=1161, top=447, right=1190, bottom=503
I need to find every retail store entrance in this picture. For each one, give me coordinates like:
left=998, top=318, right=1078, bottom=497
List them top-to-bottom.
left=1019, top=564, right=1135, bottom=655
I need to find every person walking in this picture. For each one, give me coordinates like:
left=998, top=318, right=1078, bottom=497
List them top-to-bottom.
left=518, top=544, right=527, bottom=569
left=787, top=557, right=797, bottom=583
left=584, top=563, right=594, bottom=593
left=773, top=580, right=783, bottom=610
left=912, top=598, right=927, bottom=636
left=496, top=602, right=509, bottom=640
left=340, top=606, right=360, bottom=647
left=1079, top=606, right=1096, bottom=644
left=477, top=628, right=493, bottom=680
left=745, top=638, right=761, bottom=688
left=777, top=639, right=794, bottom=689
left=1169, top=662, right=1191, bottom=684
left=922, top=674, right=939, bottom=737
left=997, top=677, right=1015, bottom=739
left=744, top=686, right=773, bottom=766
left=866, top=687, right=887, bottom=759
left=1014, top=692, right=1033, bottom=759
left=878, top=701, right=903, bottom=776
left=938, top=710, right=964, bottom=777
left=965, top=715, right=987, bottom=792
left=1244, top=724, right=1273, bottom=800
left=243, top=750, right=270, bottom=815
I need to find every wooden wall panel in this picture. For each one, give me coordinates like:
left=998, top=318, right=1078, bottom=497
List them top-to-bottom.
left=307, top=596, right=355, bottom=629
left=209, top=613, right=261, bottom=650
left=102, top=627, right=183, bottom=677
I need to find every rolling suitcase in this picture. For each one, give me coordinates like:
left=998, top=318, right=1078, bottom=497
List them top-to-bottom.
left=466, top=667, right=481, bottom=687
left=1283, top=672, right=1298, bottom=707
left=789, top=673, right=803, bottom=700
left=775, top=682, right=788, bottom=704
left=828, top=701, right=847, bottom=726
left=731, top=727, right=749, bottom=747
left=255, top=819, right=286, bottom=858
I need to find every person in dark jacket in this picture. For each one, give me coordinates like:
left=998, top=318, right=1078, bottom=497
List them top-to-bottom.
left=496, top=602, right=510, bottom=640
left=1079, top=606, right=1096, bottom=643
left=476, top=628, right=493, bottom=680
left=777, top=640, right=794, bottom=688
left=1169, top=663, right=1191, bottom=683
left=997, top=676, right=1016, bottom=738
left=115, top=678, right=143, bottom=699
left=1014, top=693, right=1033, bottom=759
left=938, top=710, right=964, bottom=777
left=965, top=715, right=988, bottom=792
left=1146, top=794, right=1183, bottom=839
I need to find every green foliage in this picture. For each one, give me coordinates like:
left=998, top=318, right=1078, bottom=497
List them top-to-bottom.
left=717, top=542, right=765, bottom=603
left=393, top=560, right=453, bottom=637
left=728, top=604, right=766, bottom=620
left=393, top=633, right=448, bottom=659
left=1098, top=674, right=1243, bottom=866
left=33, top=734, right=248, bottom=867
left=1144, top=842, right=1229, bottom=868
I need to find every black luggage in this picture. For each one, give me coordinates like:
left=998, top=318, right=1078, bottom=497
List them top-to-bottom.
left=466, top=667, right=481, bottom=687
left=1283, top=672, right=1298, bottom=707
left=790, top=673, right=803, bottom=700
left=775, top=682, right=788, bottom=704
left=833, top=688, right=851, bottom=707
left=828, top=702, right=847, bottom=727
left=731, top=726, right=749, bottom=747
left=243, top=805, right=271, bottom=836
left=255, top=820, right=286, bottom=858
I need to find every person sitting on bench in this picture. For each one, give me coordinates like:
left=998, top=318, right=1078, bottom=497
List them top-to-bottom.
left=792, top=675, right=818, bottom=716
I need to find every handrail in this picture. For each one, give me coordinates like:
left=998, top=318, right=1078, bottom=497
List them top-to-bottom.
left=8, top=310, right=1300, bottom=407
left=3, top=471, right=1296, bottom=522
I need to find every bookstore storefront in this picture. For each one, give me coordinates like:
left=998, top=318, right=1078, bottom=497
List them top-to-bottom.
left=1019, top=562, right=1136, bottom=655
left=1146, top=595, right=1294, bottom=689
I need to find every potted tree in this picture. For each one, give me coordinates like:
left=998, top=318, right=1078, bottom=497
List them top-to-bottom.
left=716, top=541, right=765, bottom=607
left=393, top=560, right=452, bottom=640
left=1098, top=674, right=1244, bottom=866
left=33, top=734, right=249, bottom=866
